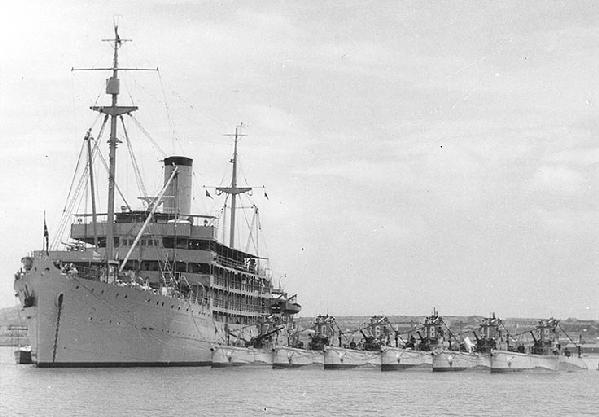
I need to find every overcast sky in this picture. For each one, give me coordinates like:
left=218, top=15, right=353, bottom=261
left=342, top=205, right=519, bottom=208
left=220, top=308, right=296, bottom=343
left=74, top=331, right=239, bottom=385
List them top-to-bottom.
left=1, top=1, right=599, bottom=320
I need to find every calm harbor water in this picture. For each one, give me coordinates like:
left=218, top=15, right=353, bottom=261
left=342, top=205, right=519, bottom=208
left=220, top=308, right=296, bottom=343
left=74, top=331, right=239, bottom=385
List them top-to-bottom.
left=1, top=347, right=598, bottom=417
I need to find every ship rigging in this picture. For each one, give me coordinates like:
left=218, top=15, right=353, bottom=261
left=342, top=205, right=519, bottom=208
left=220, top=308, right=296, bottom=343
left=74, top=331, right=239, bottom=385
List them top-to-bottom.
left=13, top=24, right=299, bottom=367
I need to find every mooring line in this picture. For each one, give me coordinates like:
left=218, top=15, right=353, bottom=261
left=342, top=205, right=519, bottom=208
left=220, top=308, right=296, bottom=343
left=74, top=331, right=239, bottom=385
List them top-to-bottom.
left=52, top=294, right=64, bottom=363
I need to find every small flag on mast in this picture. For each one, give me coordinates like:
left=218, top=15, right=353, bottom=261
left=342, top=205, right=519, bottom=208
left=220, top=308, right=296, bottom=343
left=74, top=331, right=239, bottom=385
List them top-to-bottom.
left=205, top=190, right=213, bottom=199
left=264, top=191, right=269, bottom=200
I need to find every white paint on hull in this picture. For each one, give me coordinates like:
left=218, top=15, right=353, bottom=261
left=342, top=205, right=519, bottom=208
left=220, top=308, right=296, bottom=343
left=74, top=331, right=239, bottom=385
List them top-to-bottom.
left=15, top=257, right=222, bottom=366
left=211, top=345, right=273, bottom=367
left=272, top=346, right=323, bottom=368
left=324, top=346, right=380, bottom=369
left=380, top=347, right=432, bottom=371
left=490, top=350, right=559, bottom=372
left=432, top=351, right=490, bottom=372
left=559, top=356, right=588, bottom=372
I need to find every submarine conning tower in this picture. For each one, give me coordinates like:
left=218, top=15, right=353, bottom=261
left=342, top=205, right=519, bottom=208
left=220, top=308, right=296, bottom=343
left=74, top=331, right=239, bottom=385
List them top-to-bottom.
left=163, top=156, right=193, bottom=216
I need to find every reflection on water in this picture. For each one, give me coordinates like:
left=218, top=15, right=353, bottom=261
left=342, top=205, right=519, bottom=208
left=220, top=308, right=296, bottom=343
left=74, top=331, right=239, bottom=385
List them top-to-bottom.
left=1, top=347, right=598, bottom=417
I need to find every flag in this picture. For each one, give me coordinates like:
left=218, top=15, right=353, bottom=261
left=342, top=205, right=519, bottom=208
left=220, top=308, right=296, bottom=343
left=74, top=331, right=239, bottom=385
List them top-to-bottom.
left=205, top=190, right=213, bottom=199
left=264, top=191, right=269, bottom=200
left=43, top=212, right=49, bottom=254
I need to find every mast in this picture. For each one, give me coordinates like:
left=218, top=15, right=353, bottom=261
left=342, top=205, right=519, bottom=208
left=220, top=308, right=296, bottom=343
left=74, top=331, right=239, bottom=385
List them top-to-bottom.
left=88, top=24, right=138, bottom=262
left=107, top=25, right=123, bottom=262
left=217, top=124, right=250, bottom=249
left=229, top=128, right=240, bottom=247
left=84, top=129, right=98, bottom=248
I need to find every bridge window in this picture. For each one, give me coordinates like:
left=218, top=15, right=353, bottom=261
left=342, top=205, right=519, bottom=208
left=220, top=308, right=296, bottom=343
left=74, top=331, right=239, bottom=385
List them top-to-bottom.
left=188, top=240, right=211, bottom=250
left=141, top=260, right=160, bottom=271
left=175, top=262, right=187, bottom=273
left=188, top=263, right=211, bottom=274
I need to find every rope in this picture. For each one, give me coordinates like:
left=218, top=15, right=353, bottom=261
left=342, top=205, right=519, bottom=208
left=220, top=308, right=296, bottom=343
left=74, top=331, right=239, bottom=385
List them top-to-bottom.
left=157, top=69, right=179, bottom=154
left=129, top=114, right=167, bottom=157
left=120, top=115, right=148, bottom=198
left=52, top=118, right=108, bottom=248
left=62, top=141, right=86, bottom=214
left=95, top=146, right=132, bottom=210
left=52, top=154, right=91, bottom=248
left=52, top=294, right=63, bottom=363
left=558, top=323, right=579, bottom=346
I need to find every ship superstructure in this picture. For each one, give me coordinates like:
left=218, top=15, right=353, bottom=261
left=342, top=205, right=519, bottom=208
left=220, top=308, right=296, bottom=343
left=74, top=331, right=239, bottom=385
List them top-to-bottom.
left=13, top=25, right=296, bottom=367
left=381, top=309, right=445, bottom=371
left=432, top=314, right=506, bottom=372
left=323, top=316, right=395, bottom=369
left=490, top=318, right=561, bottom=373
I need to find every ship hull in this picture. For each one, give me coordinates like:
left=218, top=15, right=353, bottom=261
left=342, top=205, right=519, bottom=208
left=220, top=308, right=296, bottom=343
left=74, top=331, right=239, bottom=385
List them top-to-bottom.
left=14, top=256, right=219, bottom=367
left=211, top=345, right=273, bottom=367
left=272, top=346, right=323, bottom=368
left=324, top=346, right=380, bottom=369
left=380, top=347, right=432, bottom=371
left=490, top=350, right=559, bottom=373
left=432, top=351, right=490, bottom=372
left=559, top=355, right=588, bottom=372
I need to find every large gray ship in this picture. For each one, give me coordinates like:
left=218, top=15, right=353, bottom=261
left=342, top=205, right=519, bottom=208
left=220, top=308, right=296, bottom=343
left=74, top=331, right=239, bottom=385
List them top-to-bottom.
left=13, top=25, right=298, bottom=367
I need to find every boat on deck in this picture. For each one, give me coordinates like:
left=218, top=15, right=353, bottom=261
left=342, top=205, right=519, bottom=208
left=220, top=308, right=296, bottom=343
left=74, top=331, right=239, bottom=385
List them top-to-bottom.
left=381, top=309, right=444, bottom=371
left=433, top=313, right=506, bottom=372
left=324, top=316, right=393, bottom=370
left=490, top=318, right=561, bottom=373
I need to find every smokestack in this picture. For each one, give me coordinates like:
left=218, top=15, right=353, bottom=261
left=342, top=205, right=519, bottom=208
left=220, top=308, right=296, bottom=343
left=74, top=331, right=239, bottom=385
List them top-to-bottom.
left=163, top=156, right=193, bottom=216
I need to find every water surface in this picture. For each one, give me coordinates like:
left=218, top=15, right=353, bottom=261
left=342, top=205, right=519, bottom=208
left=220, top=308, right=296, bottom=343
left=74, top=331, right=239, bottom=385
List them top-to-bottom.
left=1, top=347, right=597, bottom=416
